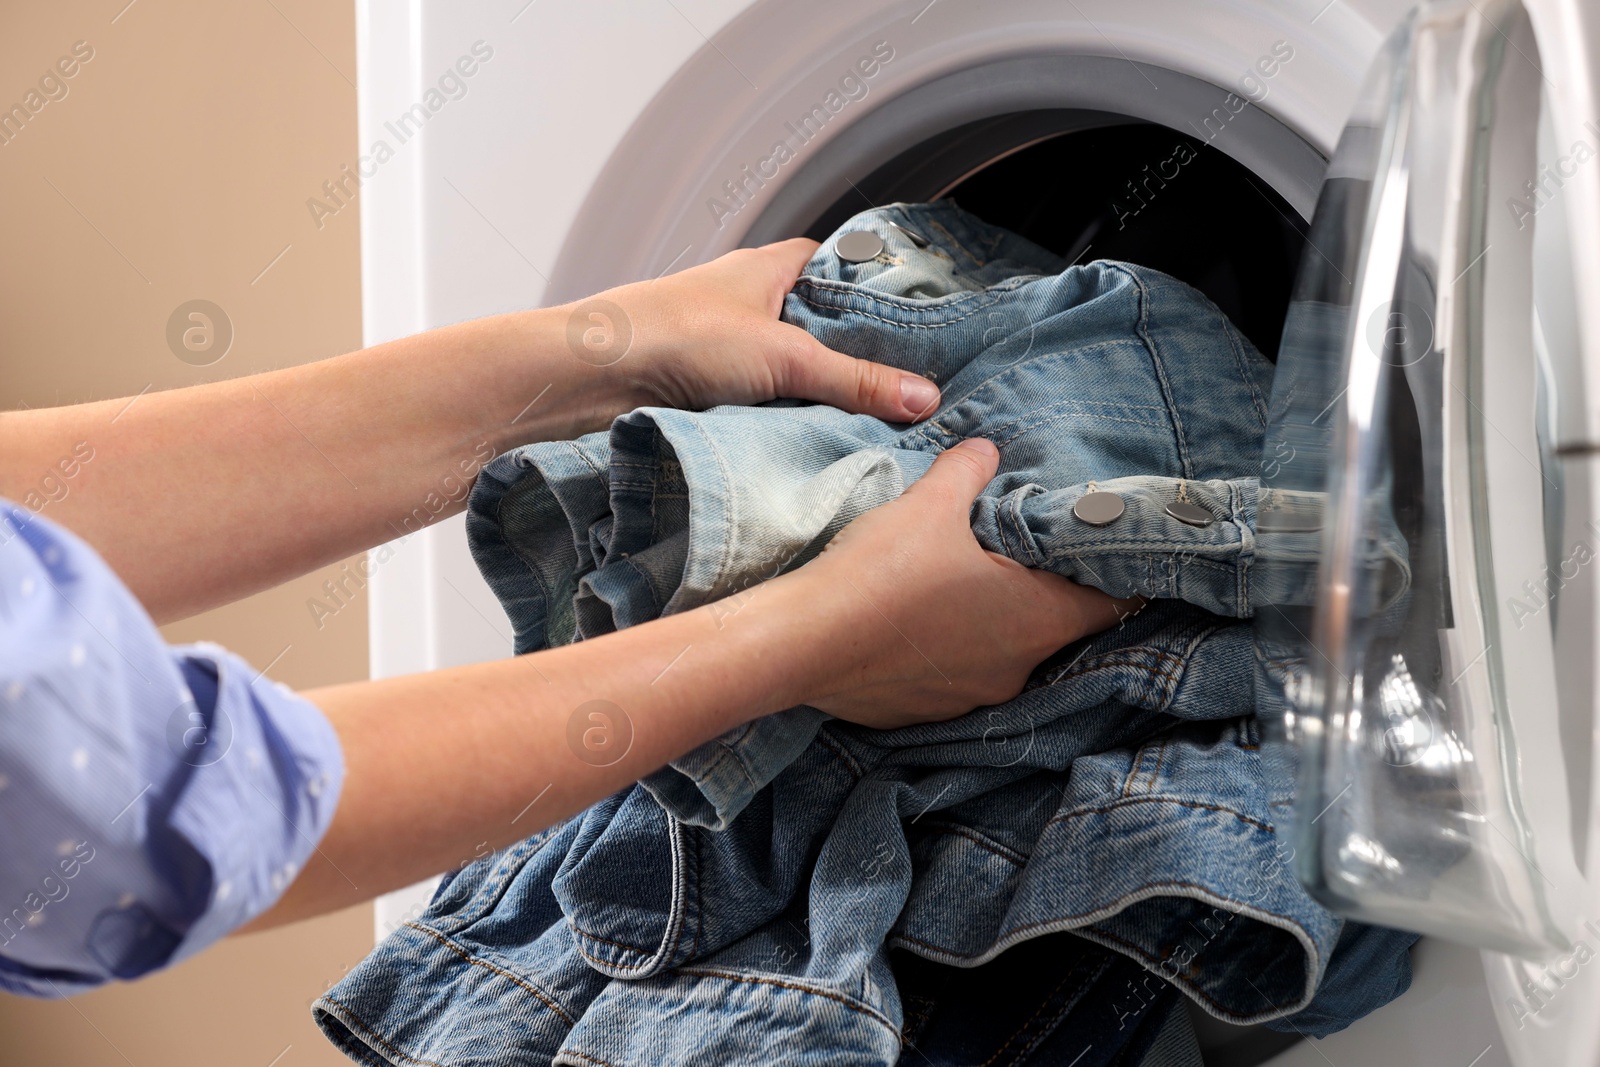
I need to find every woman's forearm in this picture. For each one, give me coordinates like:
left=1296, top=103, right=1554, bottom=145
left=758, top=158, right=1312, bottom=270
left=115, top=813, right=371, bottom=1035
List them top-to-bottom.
left=0, top=240, right=940, bottom=625
left=0, top=307, right=635, bottom=624
left=250, top=439, right=1126, bottom=930
left=254, top=566, right=840, bottom=928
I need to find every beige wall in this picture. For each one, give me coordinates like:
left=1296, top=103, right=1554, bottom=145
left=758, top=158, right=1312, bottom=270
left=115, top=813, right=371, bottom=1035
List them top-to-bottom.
left=0, top=2, right=372, bottom=1064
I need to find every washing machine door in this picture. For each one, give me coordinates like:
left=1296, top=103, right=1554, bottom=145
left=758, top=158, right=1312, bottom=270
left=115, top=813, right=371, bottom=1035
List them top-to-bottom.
left=1255, top=0, right=1600, bottom=1059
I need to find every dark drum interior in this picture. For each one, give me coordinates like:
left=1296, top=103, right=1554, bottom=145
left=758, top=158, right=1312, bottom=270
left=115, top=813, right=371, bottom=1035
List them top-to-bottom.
left=803, top=114, right=1310, bottom=361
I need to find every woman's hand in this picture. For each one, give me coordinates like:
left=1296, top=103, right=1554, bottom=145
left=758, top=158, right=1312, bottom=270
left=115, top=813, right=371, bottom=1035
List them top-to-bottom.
left=11, top=236, right=946, bottom=624
left=562, top=238, right=942, bottom=421
left=264, top=437, right=1138, bottom=925
left=777, top=439, right=1140, bottom=729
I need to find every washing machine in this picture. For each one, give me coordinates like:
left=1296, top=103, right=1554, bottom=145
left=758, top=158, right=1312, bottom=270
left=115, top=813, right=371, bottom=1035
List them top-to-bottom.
left=354, top=1, right=1600, bottom=1063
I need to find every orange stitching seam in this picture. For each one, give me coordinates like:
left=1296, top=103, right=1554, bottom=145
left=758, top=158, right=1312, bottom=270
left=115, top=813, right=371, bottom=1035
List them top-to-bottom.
left=915, top=823, right=1025, bottom=865
left=567, top=922, right=657, bottom=957
left=404, top=923, right=574, bottom=1025
left=977, top=966, right=1097, bottom=1067
left=673, top=967, right=899, bottom=1036
left=318, top=993, right=448, bottom=1067
left=563, top=1051, right=625, bottom=1067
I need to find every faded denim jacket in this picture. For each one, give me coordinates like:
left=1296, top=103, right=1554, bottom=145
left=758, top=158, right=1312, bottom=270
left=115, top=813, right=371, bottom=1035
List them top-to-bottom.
left=314, top=203, right=1415, bottom=1067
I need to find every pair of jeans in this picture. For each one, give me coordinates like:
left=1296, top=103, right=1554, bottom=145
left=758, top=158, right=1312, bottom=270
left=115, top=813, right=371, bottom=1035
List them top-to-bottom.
left=314, top=202, right=1416, bottom=1066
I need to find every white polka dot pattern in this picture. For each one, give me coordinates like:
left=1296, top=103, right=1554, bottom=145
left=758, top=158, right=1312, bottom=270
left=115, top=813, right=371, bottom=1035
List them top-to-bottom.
left=0, top=501, right=345, bottom=997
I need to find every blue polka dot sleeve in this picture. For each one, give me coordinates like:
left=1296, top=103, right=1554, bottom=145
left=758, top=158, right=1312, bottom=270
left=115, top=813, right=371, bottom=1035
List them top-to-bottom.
left=0, top=501, right=345, bottom=997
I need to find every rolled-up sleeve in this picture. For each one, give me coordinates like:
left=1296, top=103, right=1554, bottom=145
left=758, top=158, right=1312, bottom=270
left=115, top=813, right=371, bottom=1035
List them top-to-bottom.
left=0, top=500, right=344, bottom=997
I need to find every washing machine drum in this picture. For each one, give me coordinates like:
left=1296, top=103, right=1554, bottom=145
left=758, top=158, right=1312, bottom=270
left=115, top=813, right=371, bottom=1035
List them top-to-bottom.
left=806, top=115, right=1308, bottom=361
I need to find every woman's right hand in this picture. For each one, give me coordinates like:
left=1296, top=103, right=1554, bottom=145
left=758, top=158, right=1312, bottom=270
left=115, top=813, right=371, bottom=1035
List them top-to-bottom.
left=267, top=436, right=1135, bottom=928
left=774, top=438, right=1139, bottom=729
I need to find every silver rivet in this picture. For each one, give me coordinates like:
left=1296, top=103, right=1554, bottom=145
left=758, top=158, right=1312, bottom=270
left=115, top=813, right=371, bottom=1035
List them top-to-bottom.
left=835, top=230, right=885, bottom=263
left=1073, top=491, right=1125, bottom=526
left=1165, top=501, right=1215, bottom=527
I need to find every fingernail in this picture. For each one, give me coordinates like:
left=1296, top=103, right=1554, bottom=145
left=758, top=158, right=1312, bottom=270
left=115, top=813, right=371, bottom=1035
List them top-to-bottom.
left=900, top=375, right=940, bottom=415
left=957, top=437, right=998, bottom=458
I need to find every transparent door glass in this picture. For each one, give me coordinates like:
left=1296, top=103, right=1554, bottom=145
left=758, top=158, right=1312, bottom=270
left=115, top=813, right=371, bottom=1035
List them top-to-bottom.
left=1254, top=0, right=1586, bottom=956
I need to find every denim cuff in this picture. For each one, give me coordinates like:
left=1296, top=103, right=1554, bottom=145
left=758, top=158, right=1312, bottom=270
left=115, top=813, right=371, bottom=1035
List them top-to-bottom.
left=467, top=438, right=615, bottom=654
left=974, top=475, right=1265, bottom=617
left=972, top=476, right=1409, bottom=620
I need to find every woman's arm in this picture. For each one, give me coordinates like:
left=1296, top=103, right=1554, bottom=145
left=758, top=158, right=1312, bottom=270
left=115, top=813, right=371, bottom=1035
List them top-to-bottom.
left=0, top=240, right=941, bottom=624
left=255, top=439, right=1133, bottom=927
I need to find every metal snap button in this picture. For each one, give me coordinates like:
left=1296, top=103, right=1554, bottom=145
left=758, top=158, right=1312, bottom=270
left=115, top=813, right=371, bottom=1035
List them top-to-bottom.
left=835, top=230, right=885, bottom=263
left=1073, top=491, right=1125, bottom=526
left=1165, top=501, right=1215, bottom=527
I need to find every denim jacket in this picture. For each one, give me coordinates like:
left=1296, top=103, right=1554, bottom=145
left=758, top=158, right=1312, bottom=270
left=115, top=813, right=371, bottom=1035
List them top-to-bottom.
left=314, top=203, right=1415, bottom=1066
left=468, top=209, right=1332, bottom=830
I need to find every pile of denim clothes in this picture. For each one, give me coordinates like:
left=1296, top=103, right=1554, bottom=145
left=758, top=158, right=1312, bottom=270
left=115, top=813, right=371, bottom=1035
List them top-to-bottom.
left=313, top=202, right=1417, bottom=1066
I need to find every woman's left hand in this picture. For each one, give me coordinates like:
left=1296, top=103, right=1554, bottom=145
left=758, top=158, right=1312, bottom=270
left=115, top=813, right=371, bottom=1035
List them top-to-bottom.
left=559, top=238, right=943, bottom=422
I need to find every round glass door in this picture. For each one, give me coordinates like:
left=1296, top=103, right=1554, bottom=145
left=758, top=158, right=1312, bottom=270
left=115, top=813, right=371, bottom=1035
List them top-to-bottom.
left=1254, top=0, right=1586, bottom=957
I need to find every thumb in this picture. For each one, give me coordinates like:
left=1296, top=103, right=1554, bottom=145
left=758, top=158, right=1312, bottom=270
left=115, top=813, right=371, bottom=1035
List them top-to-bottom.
left=757, top=237, right=824, bottom=285
left=777, top=326, right=943, bottom=422
left=906, top=438, right=1000, bottom=511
